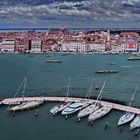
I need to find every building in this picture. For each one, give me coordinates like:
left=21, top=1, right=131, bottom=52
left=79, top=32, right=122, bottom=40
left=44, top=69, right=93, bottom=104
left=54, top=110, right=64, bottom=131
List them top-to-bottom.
left=62, top=38, right=87, bottom=52
left=15, top=39, right=29, bottom=52
left=124, top=39, right=138, bottom=52
left=0, top=40, right=15, bottom=52
left=30, top=40, right=42, bottom=53
left=87, top=43, right=106, bottom=52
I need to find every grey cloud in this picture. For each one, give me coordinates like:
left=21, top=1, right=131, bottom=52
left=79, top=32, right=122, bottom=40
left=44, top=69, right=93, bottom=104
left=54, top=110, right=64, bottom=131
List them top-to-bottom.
left=0, top=0, right=140, bottom=26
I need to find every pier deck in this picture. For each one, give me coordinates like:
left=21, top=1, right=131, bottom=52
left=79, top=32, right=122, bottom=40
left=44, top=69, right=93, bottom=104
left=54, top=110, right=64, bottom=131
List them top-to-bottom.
left=1, top=96, right=140, bottom=114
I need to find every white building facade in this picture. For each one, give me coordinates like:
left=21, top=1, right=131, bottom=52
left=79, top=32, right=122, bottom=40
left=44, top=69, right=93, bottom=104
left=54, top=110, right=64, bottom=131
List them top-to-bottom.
left=62, top=39, right=87, bottom=52
left=0, top=40, right=15, bottom=52
left=31, top=40, right=42, bottom=53
left=87, top=43, right=106, bottom=52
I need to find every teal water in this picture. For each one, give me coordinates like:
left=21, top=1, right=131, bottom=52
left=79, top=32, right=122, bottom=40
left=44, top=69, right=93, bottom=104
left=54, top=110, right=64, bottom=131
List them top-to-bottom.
left=0, top=54, right=140, bottom=140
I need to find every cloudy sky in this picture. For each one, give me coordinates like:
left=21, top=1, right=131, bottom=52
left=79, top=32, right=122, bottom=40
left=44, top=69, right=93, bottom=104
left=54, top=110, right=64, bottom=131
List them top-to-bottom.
left=0, top=0, right=140, bottom=28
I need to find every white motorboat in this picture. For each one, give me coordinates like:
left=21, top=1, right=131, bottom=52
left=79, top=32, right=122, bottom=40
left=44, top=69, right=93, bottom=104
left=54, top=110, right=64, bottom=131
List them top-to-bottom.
left=50, top=77, right=72, bottom=115
left=61, top=78, right=95, bottom=116
left=77, top=81, right=106, bottom=119
left=117, top=87, right=137, bottom=126
left=7, top=100, right=44, bottom=112
left=61, top=101, right=89, bottom=115
left=88, top=106, right=112, bottom=122
left=118, top=112, right=135, bottom=126
left=130, top=115, right=140, bottom=130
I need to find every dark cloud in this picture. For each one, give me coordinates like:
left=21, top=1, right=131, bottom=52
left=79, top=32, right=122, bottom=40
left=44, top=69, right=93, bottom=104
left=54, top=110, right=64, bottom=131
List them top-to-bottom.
left=0, top=0, right=140, bottom=27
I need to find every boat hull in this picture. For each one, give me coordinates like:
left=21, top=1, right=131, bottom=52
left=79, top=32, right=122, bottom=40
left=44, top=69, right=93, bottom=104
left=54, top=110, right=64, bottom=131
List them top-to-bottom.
left=7, top=100, right=44, bottom=112
left=50, top=102, right=71, bottom=115
left=61, top=102, right=89, bottom=115
left=77, top=103, right=100, bottom=118
left=88, top=106, right=112, bottom=122
left=118, top=112, right=135, bottom=126
left=130, top=115, right=140, bottom=130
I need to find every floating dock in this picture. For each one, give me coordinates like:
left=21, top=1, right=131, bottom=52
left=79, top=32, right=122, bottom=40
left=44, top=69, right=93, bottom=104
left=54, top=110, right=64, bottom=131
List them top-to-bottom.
left=1, top=96, right=140, bottom=114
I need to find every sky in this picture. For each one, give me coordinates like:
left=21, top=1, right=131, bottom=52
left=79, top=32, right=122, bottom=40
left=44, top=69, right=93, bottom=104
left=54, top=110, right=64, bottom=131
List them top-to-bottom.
left=0, top=0, right=140, bottom=29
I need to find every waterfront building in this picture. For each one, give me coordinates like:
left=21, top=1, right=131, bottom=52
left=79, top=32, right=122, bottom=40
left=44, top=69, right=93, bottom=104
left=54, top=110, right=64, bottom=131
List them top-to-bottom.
left=62, top=38, right=87, bottom=52
left=15, top=39, right=29, bottom=52
left=42, top=39, right=57, bottom=52
left=124, top=39, right=138, bottom=52
left=0, top=40, right=15, bottom=52
left=30, top=40, right=42, bottom=53
left=87, top=43, right=106, bottom=53
left=111, top=45, right=123, bottom=53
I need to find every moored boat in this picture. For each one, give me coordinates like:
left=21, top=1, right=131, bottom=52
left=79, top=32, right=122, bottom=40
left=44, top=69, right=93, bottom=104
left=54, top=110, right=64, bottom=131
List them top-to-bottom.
left=128, top=56, right=140, bottom=61
left=45, top=60, right=62, bottom=63
left=95, top=70, right=118, bottom=74
left=50, top=77, right=72, bottom=115
left=77, top=81, right=106, bottom=119
left=117, top=87, right=137, bottom=126
left=7, top=100, right=44, bottom=112
left=61, top=101, right=89, bottom=115
left=50, top=102, right=72, bottom=115
left=88, top=106, right=112, bottom=122
left=118, top=112, right=135, bottom=126
left=130, top=115, right=140, bottom=130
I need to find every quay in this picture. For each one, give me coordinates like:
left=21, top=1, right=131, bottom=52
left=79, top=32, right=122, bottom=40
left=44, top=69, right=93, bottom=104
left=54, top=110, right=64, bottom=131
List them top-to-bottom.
left=1, top=96, right=140, bottom=114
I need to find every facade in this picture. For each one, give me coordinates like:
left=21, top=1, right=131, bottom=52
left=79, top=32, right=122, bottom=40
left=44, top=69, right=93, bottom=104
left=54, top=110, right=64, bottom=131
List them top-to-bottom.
left=62, top=38, right=87, bottom=52
left=15, top=39, right=29, bottom=52
left=124, top=39, right=138, bottom=52
left=0, top=40, right=15, bottom=52
left=30, top=40, right=42, bottom=53
left=87, top=43, right=106, bottom=52
left=111, top=45, right=123, bottom=53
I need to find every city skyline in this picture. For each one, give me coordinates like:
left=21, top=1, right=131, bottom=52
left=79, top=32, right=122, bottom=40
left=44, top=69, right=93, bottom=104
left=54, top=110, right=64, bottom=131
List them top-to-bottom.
left=0, top=0, right=140, bottom=28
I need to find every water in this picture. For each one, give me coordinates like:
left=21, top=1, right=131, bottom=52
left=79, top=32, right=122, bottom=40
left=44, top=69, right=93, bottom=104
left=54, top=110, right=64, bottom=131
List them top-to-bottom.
left=0, top=54, right=140, bottom=140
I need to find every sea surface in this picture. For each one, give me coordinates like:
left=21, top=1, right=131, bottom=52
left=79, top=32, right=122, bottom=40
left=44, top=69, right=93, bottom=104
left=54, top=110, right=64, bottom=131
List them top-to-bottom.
left=0, top=54, right=140, bottom=140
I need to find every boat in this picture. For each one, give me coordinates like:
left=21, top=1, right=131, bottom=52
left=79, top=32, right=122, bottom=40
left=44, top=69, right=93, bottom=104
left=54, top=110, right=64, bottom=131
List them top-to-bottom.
left=128, top=55, right=140, bottom=61
left=45, top=60, right=62, bottom=63
left=106, top=62, right=116, bottom=65
left=95, top=70, right=118, bottom=74
left=50, top=77, right=72, bottom=115
left=7, top=78, right=44, bottom=112
left=61, top=79, right=95, bottom=116
left=77, top=81, right=106, bottom=119
left=117, top=87, right=137, bottom=126
left=7, top=100, right=44, bottom=112
left=61, top=101, right=89, bottom=115
left=50, top=102, right=72, bottom=115
left=88, top=106, right=112, bottom=122
left=118, top=112, right=135, bottom=126
left=130, top=115, right=140, bottom=130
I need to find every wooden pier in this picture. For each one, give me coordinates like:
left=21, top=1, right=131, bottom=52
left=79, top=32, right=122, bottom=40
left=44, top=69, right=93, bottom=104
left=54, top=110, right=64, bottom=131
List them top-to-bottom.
left=1, top=96, right=140, bottom=114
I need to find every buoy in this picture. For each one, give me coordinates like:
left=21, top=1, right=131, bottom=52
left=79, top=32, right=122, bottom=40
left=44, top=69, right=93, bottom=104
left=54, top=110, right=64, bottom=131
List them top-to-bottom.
left=34, top=109, right=38, bottom=117
left=12, top=112, right=15, bottom=117
left=65, top=115, right=68, bottom=120
left=77, top=117, right=80, bottom=122
left=90, top=121, right=93, bottom=126
left=104, top=122, right=109, bottom=129
left=119, top=127, right=122, bottom=133
left=134, top=129, right=140, bottom=136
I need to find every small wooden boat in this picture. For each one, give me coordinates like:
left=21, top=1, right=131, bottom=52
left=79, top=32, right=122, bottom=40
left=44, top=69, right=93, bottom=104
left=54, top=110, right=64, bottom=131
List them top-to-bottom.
left=45, top=60, right=62, bottom=63
left=95, top=70, right=118, bottom=74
